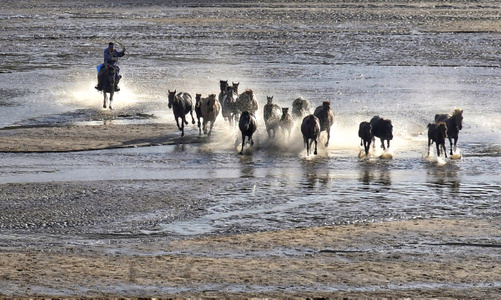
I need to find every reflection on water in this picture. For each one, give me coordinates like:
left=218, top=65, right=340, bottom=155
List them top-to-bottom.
left=359, top=160, right=392, bottom=187
left=425, top=162, right=461, bottom=194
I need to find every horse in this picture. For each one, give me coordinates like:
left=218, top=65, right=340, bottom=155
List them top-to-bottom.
left=98, top=64, right=119, bottom=110
left=218, top=80, right=228, bottom=104
left=232, top=81, right=240, bottom=94
left=222, top=85, right=238, bottom=126
left=236, top=89, right=259, bottom=116
left=168, top=90, right=195, bottom=137
left=200, top=93, right=221, bottom=136
left=195, top=94, right=203, bottom=135
left=263, top=96, right=282, bottom=139
left=292, top=97, right=311, bottom=120
left=313, top=100, right=335, bottom=147
left=280, top=107, right=294, bottom=142
left=435, top=108, right=463, bottom=155
left=238, top=111, right=257, bottom=155
left=301, top=114, right=321, bottom=156
left=370, top=116, right=393, bottom=150
left=358, top=121, right=372, bottom=157
left=427, top=122, right=448, bottom=158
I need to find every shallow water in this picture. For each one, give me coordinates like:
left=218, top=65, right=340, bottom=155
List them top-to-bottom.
left=0, top=1, right=500, bottom=242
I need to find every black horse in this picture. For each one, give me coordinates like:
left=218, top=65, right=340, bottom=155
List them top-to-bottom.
left=97, top=64, right=119, bottom=109
left=168, top=90, right=195, bottom=137
left=314, top=101, right=335, bottom=147
left=435, top=108, right=463, bottom=155
left=238, top=111, right=257, bottom=155
left=301, top=114, right=321, bottom=156
left=370, top=116, right=393, bottom=150
left=358, top=121, right=372, bottom=156
left=427, top=122, right=448, bottom=158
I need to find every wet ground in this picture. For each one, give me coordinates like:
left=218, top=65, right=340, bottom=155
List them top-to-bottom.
left=0, top=0, right=500, bottom=297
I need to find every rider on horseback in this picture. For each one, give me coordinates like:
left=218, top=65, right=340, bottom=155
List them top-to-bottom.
left=96, top=42, right=125, bottom=92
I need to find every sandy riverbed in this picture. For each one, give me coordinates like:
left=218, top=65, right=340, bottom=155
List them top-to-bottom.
left=0, top=124, right=499, bottom=298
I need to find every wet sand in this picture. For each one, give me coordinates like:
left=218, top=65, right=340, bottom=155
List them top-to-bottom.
left=0, top=123, right=203, bottom=152
left=0, top=124, right=500, bottom=298
left=0, top=217, right=499, bottom=298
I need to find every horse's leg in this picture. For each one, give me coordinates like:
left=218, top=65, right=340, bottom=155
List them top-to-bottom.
left=109, top=91, right=114, bottom=110
left=103, top=92, right=107, bottom=108
left=175, top=115, right=182, bottom=131
left=181, top=116, right=186, bottom=137
left=197, top=117, right=202, bottom=136
left=203, top=119, right=208, bottom=135
left=208, top=121, right=214, bottom=137
left=325, top=129, right=330, bottom=147
left=240, top=134, right=246, bottom=155
left=304, top=137, right=309, bottom=156
left=449, top=137, right=454, bottom=155
left=453, top=137, right=458, bottom=155
left=381, top=138, right=386, bottom=150
left=313, top=139, right=318, bottom=155
left=386, top=139, right=390, bottom=149
left=427, top=139, right=432, bottom=157
left=364, top=140, right=370, bottom=156
left=436, top=143, right=441, bottom=157
left=442, top=143, right=448, bottom=158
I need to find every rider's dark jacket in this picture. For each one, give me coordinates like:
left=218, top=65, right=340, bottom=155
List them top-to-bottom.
left=104, top=48, right=125, bottom=66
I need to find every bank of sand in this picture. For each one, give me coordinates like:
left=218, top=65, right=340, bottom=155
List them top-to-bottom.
left=0, top=124, right=499, bottom=298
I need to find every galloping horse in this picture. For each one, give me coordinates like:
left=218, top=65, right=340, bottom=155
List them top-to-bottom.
left=99, top=64, right=119, bottom=110
left=222, top=85, right=238, bottom=126
left=236, top=89, right=259, bottom=116
left=168, top=90, right=195, bottom=137
left=200, top=94, right=221, bottom=136
left=263, top=96, right=282, bottom=139
left=292, top=97, right=311, bottom=120
left=313, top=101, right=335, bottom=147
left=280, top=107, right=294, bottom=142
left=435, top=108, right=463, bottom=155
left=238, top=111, right=257, bottom=155
left=301, top=114, right=321, bottom=156
left=370, top=116, right=393, bottom=150
left=358, top=121, right=372, bottom=157
left=427, top=122, right=448, bottom=158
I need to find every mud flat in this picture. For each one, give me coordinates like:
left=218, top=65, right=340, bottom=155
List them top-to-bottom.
left=0, top=123, right=200, bottom=152
left=0, top=217, right=499, bottom=298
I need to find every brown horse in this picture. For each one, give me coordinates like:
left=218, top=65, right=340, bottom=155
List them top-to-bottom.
left=236, top=89, right=259, bottom=116
left=200, top=94, right=221, bottom=136
left=263, top=96, right=282, bottom=139
left=280, top=107, right=294, bottom=142
left=435, top=108, right=463, bottom=155
left=358, top=121, right=372, bottom=157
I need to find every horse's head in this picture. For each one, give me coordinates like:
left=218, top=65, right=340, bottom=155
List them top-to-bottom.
left=219, top=80, right=228, bottom=92
left=232, top=82, right=239, bottom=94
left=167, top=90, right=176, bottom=108
left=195, top=93, right=202, bottom=107
left=208, top=94, right=217, bottom=112
left=267, top=96, right=274, bottom=105
left=322, top=100, right=331, bottom=111
left=282, top=107, right=289, bottom=115
left=452, top=108, right=463, bottom=130
left=438, top=122, right=448, bottom=139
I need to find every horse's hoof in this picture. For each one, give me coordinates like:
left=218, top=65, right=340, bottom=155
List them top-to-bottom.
left=314, top=151, right=318, bottom=155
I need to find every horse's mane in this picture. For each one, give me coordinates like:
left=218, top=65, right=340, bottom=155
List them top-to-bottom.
left=452, top=108, right=462, bottom=116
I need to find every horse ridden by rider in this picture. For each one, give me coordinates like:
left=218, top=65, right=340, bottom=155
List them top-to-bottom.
left=95, top=42, right=126, bottom=109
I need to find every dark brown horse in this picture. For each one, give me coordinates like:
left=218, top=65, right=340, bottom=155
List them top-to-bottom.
left=98, top=64, right=118, bottom=110
left=168, top=90, right=195, bottom=137
left=313, top=101, right=335, bottom=147
left=435, top=108, right=463, bottom=155
left=238, top=111, right=257, bottom=155
left=301, top=114, right=321, bottom=156
left=370, top=116, right=393, bottom=150
left=358, top=121, right=372, bottom=157
left=427, top=122, right=448, bottom=158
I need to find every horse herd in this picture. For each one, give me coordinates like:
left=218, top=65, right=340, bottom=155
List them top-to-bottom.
left=166, top=80, right=464, bottom=158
